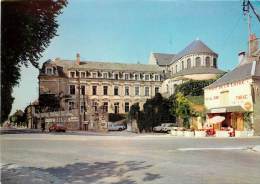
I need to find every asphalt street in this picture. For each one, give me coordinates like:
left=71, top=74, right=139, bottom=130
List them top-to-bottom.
left=1, top=133, right=260, bottom=184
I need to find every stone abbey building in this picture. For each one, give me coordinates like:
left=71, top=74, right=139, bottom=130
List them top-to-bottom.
left=38, top=39, right=224, bottom=130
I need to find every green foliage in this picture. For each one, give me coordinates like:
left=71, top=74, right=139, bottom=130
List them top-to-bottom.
left=1, top=0, right=67, bottom=122
left=174, top=79, right=216, bottom=96
left=130, top=93, right=175, bottom=132
left=174, top=93, right=191, bottom=128
left=38, top=94, right=60, bottom=112
left=186, top=95, right=204, bottom=105
left=128, top=103, right=140, bottom=120
left=9, top=109, right=26, bottom=126
left=243, top=111, right=253, bottom=130
left=109, top=113, right=127, bottom=122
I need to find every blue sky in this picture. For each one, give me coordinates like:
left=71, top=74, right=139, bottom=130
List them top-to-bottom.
left=11, top=0, right=260, bottom=113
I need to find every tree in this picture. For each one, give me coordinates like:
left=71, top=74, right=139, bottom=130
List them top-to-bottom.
left=1, top=0, right=67, bottom=123
left=130, top=93, right=175, bottom=132
left=173, top=93, right=192, bottom=129
left=38, top=94, right=60, bottom=112
left=9, top=109, right=26, bottom=126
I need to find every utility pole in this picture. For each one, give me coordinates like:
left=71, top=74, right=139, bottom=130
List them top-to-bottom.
left=77, top=70, right=82, bottom=130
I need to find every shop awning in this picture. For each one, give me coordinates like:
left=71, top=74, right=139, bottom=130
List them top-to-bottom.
left=206, top=106, right=246, bottom=114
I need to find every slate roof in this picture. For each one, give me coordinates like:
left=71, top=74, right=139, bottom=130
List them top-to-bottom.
left=151, top=39, right=218, bottom=66
left=171, top=39, right=218, bottom=64
left=152, top=53, right=175, bottom=66
left=53, top=59, right=163, bottom=73
left=205, top=61, right=260, bottom=89
left=172, top=67, right=224, bottom=79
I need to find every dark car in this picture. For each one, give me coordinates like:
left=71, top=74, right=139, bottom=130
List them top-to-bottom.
left=49, top=123, right=66, bottom=132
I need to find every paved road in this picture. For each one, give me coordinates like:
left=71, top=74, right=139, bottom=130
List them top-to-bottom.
left=1, top=133, right=260, bottom=184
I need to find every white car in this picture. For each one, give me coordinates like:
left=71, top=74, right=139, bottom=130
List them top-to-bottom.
left=153, top=123, right=175, bottom=132
left=108, top=124, right=126, bottom=131
left=163, top=125, right=178, bottom=133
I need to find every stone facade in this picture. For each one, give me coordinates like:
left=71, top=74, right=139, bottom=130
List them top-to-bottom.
left=37, top=39, right=225, bottom=130
left=149, top=39, right=224, bottom=96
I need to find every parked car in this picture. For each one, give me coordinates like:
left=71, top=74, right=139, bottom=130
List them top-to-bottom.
left=49, top=123, right=67, bottom=132
left=108, top=123, right=126, bottom=131
left=153, top=123, right=175, bottom=133
left=162, top=124, right=178, bottom=133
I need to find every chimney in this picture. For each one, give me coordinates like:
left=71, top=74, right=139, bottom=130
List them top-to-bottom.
left=249, top=34, right=258, bottom=56
left=238, top=51, right=246, bottom=65
left=76, top=53, right=80, bottom=65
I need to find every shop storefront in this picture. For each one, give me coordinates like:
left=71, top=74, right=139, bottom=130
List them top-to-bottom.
left=204, top=60, right=258, bottom=135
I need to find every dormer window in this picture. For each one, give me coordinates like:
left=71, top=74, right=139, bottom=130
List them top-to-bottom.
left=46, top=67, right=53, bottom=75
left=70, top=71, right=75, bottom=78
left=81, top=72, right=86, bottom=78
left=92, top=72, right=97, bottom=78
left=103, top=72, right=108, bottom=79
left=125, top=73, right=129, bottom=80
left=114, top=74, right=119, bottom=80
left=134, top=74, right=139, bottom=80
left=154, top=75, right=159, bottom=81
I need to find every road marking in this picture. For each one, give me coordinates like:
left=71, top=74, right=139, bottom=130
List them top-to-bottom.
left=177, top=147, right=247, bottom=151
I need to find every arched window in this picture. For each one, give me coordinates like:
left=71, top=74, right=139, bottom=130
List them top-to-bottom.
left=195, top=57, right=201, bottom=67
left=205, top=57, right=210, bottom=67
left=187, top=58, right=191, bottom=69
left=213, top=58, right=217, bottom=68
left=181, top=61, right=184, bottom=70
left=175, top=65, right=178, bottom=73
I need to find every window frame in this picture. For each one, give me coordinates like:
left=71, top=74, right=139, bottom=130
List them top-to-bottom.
left=69, top=85, right=76, bottom=95
left=92, top=86, right=97, bottom=95
left=103, top=86, right=108, bottom=95
left=114, top=86, right=119, bottom=96
left=145, top=86, right=150, bottom=96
